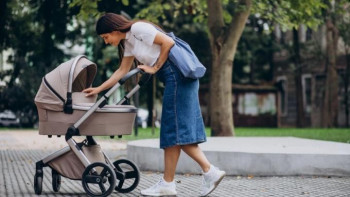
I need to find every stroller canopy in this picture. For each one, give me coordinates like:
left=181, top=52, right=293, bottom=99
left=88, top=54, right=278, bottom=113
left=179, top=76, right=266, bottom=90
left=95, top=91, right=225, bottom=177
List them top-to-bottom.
left=35, top=55, right=97, bottom=112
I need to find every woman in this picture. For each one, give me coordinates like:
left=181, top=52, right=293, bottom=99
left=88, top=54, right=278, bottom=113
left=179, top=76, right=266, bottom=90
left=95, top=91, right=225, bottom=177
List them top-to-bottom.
left=83, top=13, right=226, bottom=196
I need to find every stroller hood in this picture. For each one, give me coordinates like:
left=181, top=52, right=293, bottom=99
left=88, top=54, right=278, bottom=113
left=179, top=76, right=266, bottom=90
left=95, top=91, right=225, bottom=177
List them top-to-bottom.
left=35, top=56, right=97, bottom=111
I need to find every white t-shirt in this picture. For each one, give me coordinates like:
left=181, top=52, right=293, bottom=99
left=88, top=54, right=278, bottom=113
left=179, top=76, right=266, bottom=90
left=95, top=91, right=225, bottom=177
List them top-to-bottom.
left=124, top=22, right=161, bottom=66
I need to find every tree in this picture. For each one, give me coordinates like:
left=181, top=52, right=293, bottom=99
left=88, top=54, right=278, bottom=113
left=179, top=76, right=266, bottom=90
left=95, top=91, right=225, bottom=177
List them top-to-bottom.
left=207, top=0, right=251, bottom=136
left=207, top=0, right=327, bottom=135
left=320, top=0, right=350, bottom=127
left=336, top=1, right=350, bottom=127
left=322, top=3, right=339, bottom=127
left=291, top=27, right=306, bottom=127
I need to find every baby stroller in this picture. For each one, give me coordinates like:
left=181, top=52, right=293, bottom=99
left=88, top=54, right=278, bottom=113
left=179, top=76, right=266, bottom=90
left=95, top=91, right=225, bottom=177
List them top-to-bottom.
left=34, top=55, right=150, bottom=197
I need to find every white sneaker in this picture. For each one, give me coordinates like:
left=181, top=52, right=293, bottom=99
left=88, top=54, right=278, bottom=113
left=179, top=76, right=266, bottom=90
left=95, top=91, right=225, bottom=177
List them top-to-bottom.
left=200, top=165, right=226, bottom=196
left=141, top=177, right=177, bottom=196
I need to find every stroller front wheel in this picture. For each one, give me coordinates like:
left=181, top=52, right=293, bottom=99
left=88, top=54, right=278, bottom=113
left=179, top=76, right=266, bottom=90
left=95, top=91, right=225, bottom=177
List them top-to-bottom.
left=82, top=162, right=116, bottom=197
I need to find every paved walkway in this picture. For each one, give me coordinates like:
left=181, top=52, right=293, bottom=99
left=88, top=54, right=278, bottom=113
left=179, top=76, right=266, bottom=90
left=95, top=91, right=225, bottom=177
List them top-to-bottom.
left=1, top=130, right=350, bottom=197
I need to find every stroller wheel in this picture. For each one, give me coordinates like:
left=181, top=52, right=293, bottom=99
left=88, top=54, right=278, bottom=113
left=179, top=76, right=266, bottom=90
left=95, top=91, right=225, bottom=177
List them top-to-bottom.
left=112, top=159, right=140, bottom=193
left=82, top=162, right=116, bottom=197
left=52, top=169, right=61, bottom=192
left=34, top=173, right=43, bottom=195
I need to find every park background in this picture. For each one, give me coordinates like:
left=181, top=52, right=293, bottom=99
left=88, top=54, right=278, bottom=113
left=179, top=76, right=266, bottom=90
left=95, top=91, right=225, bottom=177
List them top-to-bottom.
left=0, top=0, right=349, bottom=141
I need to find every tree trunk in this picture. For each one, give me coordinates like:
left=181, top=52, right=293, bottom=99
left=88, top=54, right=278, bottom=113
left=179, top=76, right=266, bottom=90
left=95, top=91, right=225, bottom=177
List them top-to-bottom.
left=0, top=0, right=7, bottom=49
left=207, top=0, right=252, bottom=136
left=322, top=18, right=339, bottom=127
left=292, top=28, right=306, bottom=127
left=209, top=48, right=234, bottom=136
left=344, top=50, right=350, bottom=127
left=8, top=53, right=25, bottom=88
left=147, top=76, right=154, bottom=126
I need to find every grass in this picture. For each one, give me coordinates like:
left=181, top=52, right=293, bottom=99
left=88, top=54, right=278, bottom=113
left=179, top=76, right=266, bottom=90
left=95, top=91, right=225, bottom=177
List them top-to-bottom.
left=1, top=127, right=349, bottom=143
left=105, top=127, right=350, bottom=143
left=235, top=128, right=350, bottom=143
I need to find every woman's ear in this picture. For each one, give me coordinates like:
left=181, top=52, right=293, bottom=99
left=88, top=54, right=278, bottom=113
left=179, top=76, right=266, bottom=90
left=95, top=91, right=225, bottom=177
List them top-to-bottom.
left=112, top=30, right=126, bottom=39
left=112, top=31, right=121, bottom=35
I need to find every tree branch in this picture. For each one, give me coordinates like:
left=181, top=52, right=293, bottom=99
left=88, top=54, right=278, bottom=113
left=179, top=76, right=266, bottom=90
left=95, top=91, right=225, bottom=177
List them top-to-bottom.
left=207, top=0, right=224, bottom=39
left=224, top=0, right=252, bottom=60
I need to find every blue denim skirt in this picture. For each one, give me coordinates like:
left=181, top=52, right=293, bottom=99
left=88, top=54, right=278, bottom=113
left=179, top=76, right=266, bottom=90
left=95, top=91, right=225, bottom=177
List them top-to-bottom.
left=156, top=60, right=206, bottom=149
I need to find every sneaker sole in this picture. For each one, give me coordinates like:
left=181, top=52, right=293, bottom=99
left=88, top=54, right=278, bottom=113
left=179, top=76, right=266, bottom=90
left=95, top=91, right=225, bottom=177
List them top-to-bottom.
left=201, top=172, right=226, bottom=196
left=141, top=191, right=177, bottom=197
left=141, top=195, right=177, bottom=197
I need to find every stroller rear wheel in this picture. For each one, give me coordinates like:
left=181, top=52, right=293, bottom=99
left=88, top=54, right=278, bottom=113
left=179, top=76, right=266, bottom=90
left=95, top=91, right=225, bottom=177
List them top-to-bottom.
left=112, top=159, right=140, bottom=193
left=82, top=162, right=116, bottom=197
left=52, top=169, right=61, bottom=192
left=34, top=172, right=43, bottom=195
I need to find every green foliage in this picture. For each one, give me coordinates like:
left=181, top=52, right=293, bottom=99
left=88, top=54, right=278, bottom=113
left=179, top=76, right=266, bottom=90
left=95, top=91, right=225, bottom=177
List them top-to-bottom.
left=0, top=0, right=82, bottom=126
left=69, top=0, right=130, bottom=20
left=69, top=0, right=101, bottom=20
left=133, top=0, right=329, bottom=31
left=134, top=0, right=207, bottom=24
left=252, top=0, right=328, bottom=30
left=135, top=1, right=169, bottom=22
left=338, top=1, right=350, bottom=47
left=234, top=16, right=280, bottom=84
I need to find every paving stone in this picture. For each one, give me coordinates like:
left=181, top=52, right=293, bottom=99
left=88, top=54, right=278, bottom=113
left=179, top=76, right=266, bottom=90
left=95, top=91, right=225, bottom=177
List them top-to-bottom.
left=1, top=149, right=350, bottom=196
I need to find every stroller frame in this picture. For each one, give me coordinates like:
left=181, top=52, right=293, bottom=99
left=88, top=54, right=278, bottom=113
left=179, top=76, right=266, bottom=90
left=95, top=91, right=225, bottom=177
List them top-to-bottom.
left=34, top=55, right=151, bottom=197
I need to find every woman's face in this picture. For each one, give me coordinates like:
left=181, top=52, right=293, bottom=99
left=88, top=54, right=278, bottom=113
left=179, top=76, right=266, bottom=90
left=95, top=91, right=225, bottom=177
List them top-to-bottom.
left=100, top=31, right=124, bottom=46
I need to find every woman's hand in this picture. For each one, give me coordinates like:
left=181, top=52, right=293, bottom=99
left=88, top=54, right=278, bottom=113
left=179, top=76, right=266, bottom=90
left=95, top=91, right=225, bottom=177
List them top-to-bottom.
left=138, top=65, right=157, bottom=74
left=83, top=87, right=101, bottom=97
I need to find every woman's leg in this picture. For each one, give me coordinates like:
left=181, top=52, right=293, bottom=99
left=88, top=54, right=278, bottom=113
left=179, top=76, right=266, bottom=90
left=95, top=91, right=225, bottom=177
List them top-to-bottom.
left=181, top=144, right=211, bottom=172
left=182, top=144, right=226, bottom=196
left=140, top=145, right=180, bottom=196
left=163, top=145, right=182, bottom=182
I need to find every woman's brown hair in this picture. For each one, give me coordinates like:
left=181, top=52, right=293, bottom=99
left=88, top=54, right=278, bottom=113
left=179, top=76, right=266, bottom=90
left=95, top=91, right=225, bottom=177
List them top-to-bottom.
left=96, top=13, right=135, bottom=35
left=96, top=13, right=135, bottom=65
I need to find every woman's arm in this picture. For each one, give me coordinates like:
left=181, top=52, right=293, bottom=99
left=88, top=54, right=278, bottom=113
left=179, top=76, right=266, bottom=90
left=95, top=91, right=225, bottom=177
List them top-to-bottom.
left=138, top=32, right=175, bottom=74
left=83, top=56, right=135, bottom=97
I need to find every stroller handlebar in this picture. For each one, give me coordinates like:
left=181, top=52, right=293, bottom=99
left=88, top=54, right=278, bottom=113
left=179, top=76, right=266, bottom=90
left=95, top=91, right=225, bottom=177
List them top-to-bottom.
left=99, top=68, right=151, bottom=107
left=119, top=68, right=144, bottom=85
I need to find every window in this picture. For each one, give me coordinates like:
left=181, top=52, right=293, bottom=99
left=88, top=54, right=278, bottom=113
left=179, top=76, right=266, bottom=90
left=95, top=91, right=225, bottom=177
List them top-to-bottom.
left=306, top=28, right=313, bottom=41
left=302, top=74, right=312, bottom=114
left=276, top=76, right=288, bottom=116
left=238, top=93, right=276, bottom=116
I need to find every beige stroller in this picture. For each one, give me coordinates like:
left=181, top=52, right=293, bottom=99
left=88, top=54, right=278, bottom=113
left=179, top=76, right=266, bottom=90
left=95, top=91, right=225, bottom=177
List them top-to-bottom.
left=34, top=55, right=150, bottom=197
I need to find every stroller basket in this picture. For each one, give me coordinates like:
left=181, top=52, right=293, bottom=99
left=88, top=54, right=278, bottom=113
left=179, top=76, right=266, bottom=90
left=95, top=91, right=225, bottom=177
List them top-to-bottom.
left=48, top=144, right=105, bottom=180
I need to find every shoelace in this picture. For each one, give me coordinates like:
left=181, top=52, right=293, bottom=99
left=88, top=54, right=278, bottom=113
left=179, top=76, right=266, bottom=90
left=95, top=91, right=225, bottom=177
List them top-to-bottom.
left=202, top=166, right=220, bottom=185
left=147, top=179, right=164, bottom=190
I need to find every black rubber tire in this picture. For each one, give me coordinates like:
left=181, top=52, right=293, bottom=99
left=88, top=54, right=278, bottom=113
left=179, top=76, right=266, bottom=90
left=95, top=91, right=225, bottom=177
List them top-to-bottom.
left=113, top=159, right=140, bottom=193
left=82, top=162, right=116, bottom=197
left=52, top=169, right=61, bottom=192
left=34, top=173, right=43, bottom=195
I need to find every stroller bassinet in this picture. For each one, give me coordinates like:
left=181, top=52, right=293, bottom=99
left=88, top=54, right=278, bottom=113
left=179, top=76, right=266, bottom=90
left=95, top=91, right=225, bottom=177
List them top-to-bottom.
left=33, top=55, right=149, bottom=197
left=35, top=56, right=137, bottom=136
